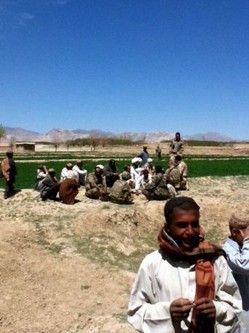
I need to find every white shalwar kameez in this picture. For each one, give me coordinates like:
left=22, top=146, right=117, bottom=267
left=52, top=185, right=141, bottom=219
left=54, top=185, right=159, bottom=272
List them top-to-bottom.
left=127, top=250, right=242, bottom=333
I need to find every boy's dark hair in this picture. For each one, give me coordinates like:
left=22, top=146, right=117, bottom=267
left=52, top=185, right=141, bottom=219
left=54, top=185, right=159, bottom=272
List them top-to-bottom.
left=164, top=196, right=199, bottom=223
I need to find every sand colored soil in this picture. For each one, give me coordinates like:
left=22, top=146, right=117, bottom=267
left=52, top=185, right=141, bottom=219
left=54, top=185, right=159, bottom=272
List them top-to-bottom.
left=1, top=173, right=249, bottom=333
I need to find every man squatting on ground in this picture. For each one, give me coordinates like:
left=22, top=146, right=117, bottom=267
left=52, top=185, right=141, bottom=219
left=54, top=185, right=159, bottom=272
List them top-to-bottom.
left=127, top=196, right=242, bottom=333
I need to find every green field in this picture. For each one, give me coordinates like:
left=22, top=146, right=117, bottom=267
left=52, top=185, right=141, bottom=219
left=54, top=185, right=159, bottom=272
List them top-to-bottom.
left=1, top=152, right=249, bottom=189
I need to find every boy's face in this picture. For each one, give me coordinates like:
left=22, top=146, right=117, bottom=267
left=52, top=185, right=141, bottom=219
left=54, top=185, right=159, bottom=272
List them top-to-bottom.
left=166, top=207, right=200, bottom=251
left=231, top=228, right=244, bottom=246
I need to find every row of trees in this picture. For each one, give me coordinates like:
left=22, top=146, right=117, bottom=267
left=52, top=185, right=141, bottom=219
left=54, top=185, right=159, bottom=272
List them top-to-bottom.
left=0, top=124, right=5, bottom=141
left=0, top=124, right=16, bottom=151
left=66, top=136, right=144, bottom=149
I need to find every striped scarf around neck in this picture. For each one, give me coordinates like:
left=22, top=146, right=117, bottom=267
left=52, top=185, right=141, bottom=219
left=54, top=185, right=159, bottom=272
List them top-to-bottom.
left=158, top=226, right=224, bottom=333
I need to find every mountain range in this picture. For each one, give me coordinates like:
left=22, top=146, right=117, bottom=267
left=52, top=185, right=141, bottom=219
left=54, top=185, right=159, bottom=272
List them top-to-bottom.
left=3, top=126, right=236, bottom=143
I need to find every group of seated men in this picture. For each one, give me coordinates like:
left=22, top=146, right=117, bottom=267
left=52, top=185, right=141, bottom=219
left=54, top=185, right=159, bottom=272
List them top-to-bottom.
left=34, top=154, right=188, bottom=205
left=35, top=160, right=87, bottom=204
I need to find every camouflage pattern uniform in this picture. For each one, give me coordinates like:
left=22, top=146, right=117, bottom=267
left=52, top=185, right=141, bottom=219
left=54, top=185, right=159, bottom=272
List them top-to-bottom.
left=169, top=139, right=184, bottom=161
left=170, top=139, right=183, bottom=154
left=175, top=160, right=188, bottom=190
left=166, top=166, right=187, bottom=190
left=85, top=172, right=108, bottom=200
left=142, top=173, right=170, bottom=201
left=109, top=179, right=134, bottom=204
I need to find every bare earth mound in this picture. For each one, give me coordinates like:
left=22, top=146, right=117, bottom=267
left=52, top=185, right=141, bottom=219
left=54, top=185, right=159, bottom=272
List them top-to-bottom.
left=1, top=175, right=249, bottom=333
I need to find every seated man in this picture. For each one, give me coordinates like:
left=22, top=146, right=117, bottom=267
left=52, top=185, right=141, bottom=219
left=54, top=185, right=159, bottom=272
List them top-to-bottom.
left=174, top=154, right=189, bottom=190
left=130, top=157, right=144, bottom=187
left=144, top=158, right=155, bottom=176
left=103, top=159, right=120, bottom=187
left=73, top=160, right=87, bottom=186
left=165, top=160, right=182, bottom=189
left=60, top=163, right=77, bottom=182
left=35, top=165, right=48, bottom=190
left=85, top=165, right=108, bottom=200
left=142, top=166, right=170, bottom=201
left=39, top=168, right=60, bottom=201
left=135, top=169, right=152, bottom=194
left=59, top=170, right=79, bottom=205
left=109, top=171, right=134, bottom=204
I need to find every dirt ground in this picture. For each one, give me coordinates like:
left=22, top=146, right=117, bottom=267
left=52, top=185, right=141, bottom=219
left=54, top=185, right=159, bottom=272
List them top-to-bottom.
left=1, top=148, right=249, bottom=332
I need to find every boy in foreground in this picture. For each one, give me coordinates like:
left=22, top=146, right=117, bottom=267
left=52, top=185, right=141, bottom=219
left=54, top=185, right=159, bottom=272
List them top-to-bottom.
left=127, top=196, right=242, bottom=333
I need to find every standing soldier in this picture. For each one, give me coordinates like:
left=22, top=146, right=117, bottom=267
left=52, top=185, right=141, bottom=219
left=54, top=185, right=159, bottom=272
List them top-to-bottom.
left=169, top=132, right=184, bottom=160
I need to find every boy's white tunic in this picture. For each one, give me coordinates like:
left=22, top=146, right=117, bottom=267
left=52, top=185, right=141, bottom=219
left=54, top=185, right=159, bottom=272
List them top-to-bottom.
left=223, top=237, right=249, bottom=310
left=127, top=249, right=242, bottom=333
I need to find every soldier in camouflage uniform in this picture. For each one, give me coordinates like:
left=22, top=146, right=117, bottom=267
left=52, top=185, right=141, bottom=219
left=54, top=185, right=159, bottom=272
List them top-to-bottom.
left=169, top=132, right=184, bottom=160
left=174, top=154, right=189, bottom=190
left=165, top=158, right=189, bottom=191
left=103, top=159, right=120, bottom=187
left=165, top=160, right=182, bottom=189
left=85, top=165, right=109, bottom=200
left=142, top=166, right=170, bottom=201
left=109, top=171, right=134, bottom=204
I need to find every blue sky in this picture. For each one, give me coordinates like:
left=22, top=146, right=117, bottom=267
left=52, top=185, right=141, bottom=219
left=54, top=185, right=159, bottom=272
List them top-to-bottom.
left=0, top=0, right=249, bottom=140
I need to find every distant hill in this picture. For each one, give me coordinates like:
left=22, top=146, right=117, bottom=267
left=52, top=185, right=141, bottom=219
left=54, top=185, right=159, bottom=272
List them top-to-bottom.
left=3, top=126, right=237, bottom=143
left=4, top=127, right=45, bottom=141
left=185, top=132, right=235, bottom=142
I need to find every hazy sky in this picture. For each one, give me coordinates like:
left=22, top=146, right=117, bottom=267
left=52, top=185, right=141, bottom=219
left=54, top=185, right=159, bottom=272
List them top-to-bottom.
left=1, top=0, right=249, bottom=140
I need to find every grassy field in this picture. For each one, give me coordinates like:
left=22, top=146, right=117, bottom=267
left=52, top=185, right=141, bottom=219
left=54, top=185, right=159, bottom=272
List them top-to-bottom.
left=1, top=152, right=249, bottom=189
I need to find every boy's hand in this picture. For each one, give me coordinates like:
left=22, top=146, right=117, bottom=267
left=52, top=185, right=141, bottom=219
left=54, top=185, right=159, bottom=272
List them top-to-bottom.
left=194, top=297, right=216, bottom=319
left=170, top=298, right=194, bottom=321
